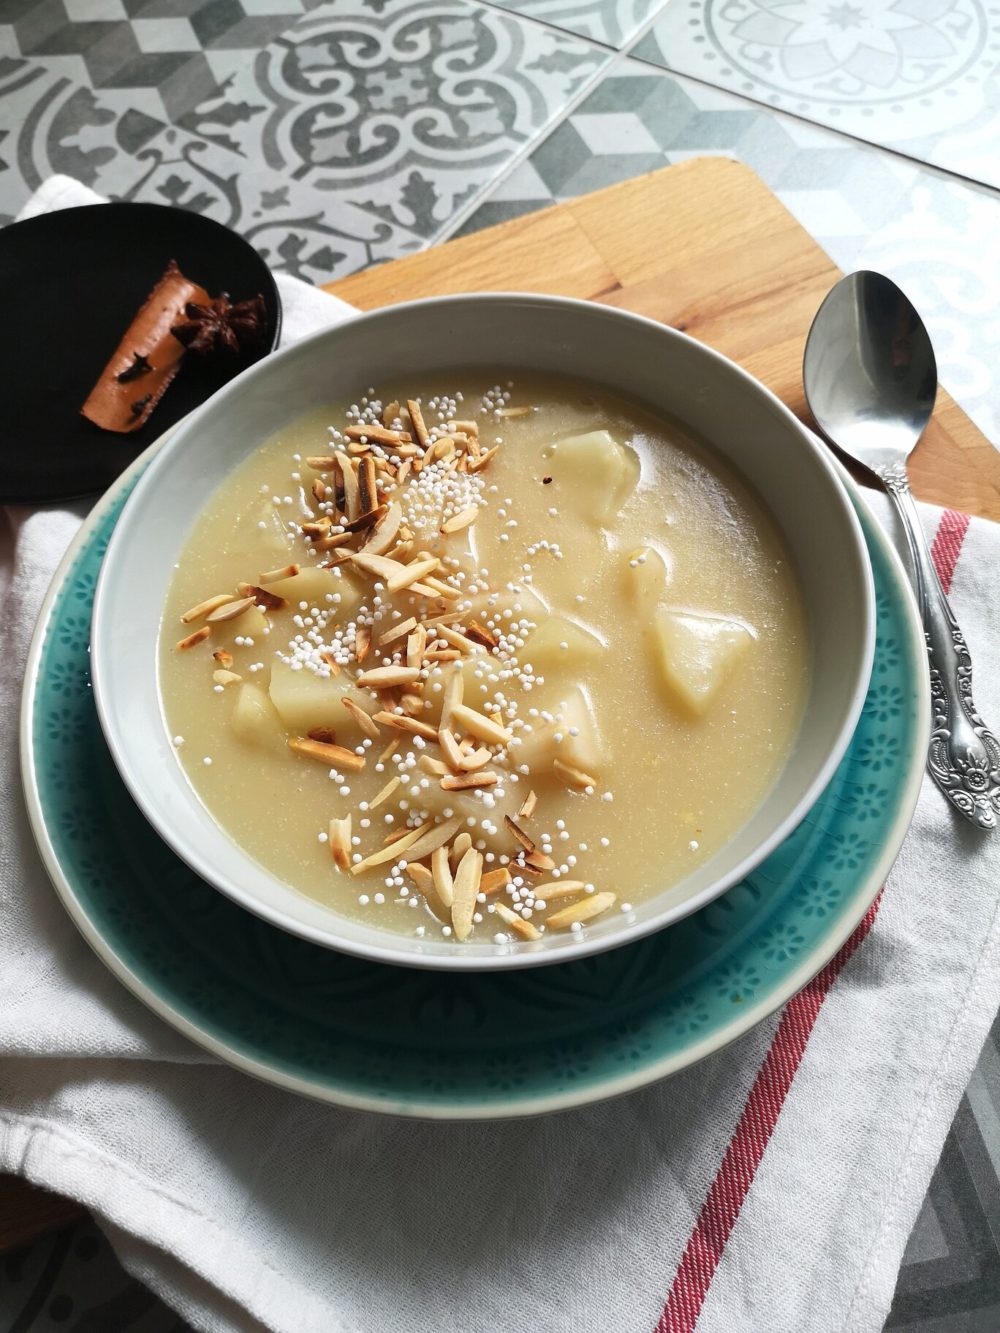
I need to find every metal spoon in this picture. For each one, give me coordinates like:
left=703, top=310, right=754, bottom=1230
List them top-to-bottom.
left=804, top=269, right=1000, bottom=829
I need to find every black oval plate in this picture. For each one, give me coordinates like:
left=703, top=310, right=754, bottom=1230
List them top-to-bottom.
left=0, top=203, right=281, bottom=505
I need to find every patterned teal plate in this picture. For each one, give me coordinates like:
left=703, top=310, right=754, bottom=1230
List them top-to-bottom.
left=21, top=460, right=928, bottom=1119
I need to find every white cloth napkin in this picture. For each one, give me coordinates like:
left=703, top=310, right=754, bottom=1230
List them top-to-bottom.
left=3, top=175, right=1000, bottom=1333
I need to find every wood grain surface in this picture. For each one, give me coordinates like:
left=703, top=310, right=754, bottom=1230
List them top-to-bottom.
left=5, top=154, right=996, bottom=1257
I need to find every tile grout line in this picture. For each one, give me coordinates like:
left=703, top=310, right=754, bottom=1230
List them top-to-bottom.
left=434, top=0, right=677, bottom=244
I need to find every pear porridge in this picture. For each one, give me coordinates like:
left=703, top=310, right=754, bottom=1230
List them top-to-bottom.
left=161, top=371, right=808, bottom=945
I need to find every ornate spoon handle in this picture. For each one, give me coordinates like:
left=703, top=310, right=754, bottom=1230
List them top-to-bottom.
left=878, top=465, right=1000, bottom=829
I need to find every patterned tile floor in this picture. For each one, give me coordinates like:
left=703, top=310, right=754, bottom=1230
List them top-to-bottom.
left=3, top=0, right=1000, bottom=1328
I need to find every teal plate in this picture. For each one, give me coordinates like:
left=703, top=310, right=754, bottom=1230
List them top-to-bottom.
left=21, top=460, right=928, bottom=1119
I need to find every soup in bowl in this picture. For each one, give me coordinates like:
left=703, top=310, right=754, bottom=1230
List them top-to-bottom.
left=91, top=295, right=874, bottom=969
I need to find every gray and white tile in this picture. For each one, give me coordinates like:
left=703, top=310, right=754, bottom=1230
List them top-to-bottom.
left=483, top=0, right=664, bottom=50
left=632, top=0, right=1000, bottom=191
left=456, top=59, right=1000, bottom=445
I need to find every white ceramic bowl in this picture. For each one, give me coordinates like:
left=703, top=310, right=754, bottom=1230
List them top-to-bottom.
left=91, top=294, right=875, bottom=971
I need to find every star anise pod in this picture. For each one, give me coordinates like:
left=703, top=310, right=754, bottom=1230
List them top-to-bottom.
left=171, top=293, right=268, bottom=361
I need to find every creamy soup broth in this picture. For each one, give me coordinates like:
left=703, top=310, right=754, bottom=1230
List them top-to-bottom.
left=160, top=371, right=808, bottom=944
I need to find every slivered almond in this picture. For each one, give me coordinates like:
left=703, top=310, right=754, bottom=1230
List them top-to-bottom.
left=382, top=399, right=400, bottom=428
left=406, top=399, right=430, bottom=450
left=498, top=405, right=533, bottom=419
left=448, top=419, right=479, bottom=436
left=344, top=423, right=411, bottom=446
left=346, top=441, right=371, bottom=456
left=467, top=446, right=499, bottom=473
left=335, top=452, right=359, bottom=521
left=305, top=455, right=337, bottom=471
left=358, top=455, right=377, bottom=515
left=395, top=460, right=412, bottom=487
left=311, top=478, right=329, bottom=505
left=359, top=500, right=402, bottom=557
left=338, top=504, right=386, bottom=534
left=440, top=506, right=479, bottom=535
left=300, top=517, right=331, bottom=539
left=309, top=532, right=354, bottom=553
left=385, top=540, right=414, bottom=564
left=350, top=550, right=407, bottom=582
left=387, top=557, right=439, bottom=594
left=258, top=563, right=299, bottom=585
left=419, top=576, right=461, bottom=601
left=406, top=581, right=442, bottom=599
left=237, top=582, right=286, bottom=611
left=181, top=593, right=235, bottom=624
left=206, top=596, right=254, bottom=624
left=425, top=611, right=466, bottom=628
left=378, top=615, right=417, bottom=647
left=465, top=621, right=497, bottom=650
left=355, top=624, right=372, bottom=663
left=434, top=624, right=476, bottom=655
left=406, top=625, right=426, bottom=670
left=177, top=626, right=210, bottom=651
left=212, top=649, right=233, bottom=668
left=425, top=649, right=462, bottom=663
left=320, top=652, right=341, bottom=676
left=357, top=665, right=421, bottom=688
left=440, top=666, right=464, bottom=732
left=212, top=669, right=242, bottom=686
left=400, top=692, right=424, bottom=715
left=341, top=697, right=381, bottom=739
left=449, top=703, right=512, bottom=747
left=373, top=711, right=437, bottom=740
left=307, top=727, right=337, bottom=744
left=437, top=728, right=464, bottom=773
left=287, top=737, right=365, bottom=771
left=378, top=737, right=400, bottom=764
left=457, top=747, right=492, bottom=772
left=418, top=755, right=449, bottom=777
left=553, top=758, right=598, bottom=790
left=440, top=771, right=497, bottom=791
left=369, top=776, right=401, bottom=810
left=517, top=790, right=538, bottom=820
left=329, top=815, right=352, bottom=871
left=504, top=815, right=535, bottom=853
left=396, top=817, right=464, bottom=864
left=350, top=822, right=431, bottom=874
left=383, top=823, right=417, bottom=846
left=450, top=831, right=472, bottom=873
left=431, top=845, right=454, bottom=908
left=451, top=847, right=483, bottom=941
left=525, top=849, right=556, bottom=872
left=407, top=862, right=449, bottom=922
left=479, top=867, right=512, bottom=898
left=532, top=880, right=586, bottom=901
left=546, top=892, right=616, bottom=930
left=493, top=902, right=541, bottom=941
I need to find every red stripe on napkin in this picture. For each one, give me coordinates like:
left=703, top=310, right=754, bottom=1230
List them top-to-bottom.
left=655, top=508, right=969, bottom=1333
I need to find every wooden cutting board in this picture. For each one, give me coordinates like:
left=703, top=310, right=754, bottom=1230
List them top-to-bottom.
left=3, top=154, right=996, bottom=1255
left=329, top=157, right=1000, bottom=522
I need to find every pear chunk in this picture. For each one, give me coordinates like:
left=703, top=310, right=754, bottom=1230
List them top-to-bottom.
left=549, top=431, right=639, bottom=524
left=625, top=545, right=670, bottom=611
left=267, top=565, right=364, bottom=621
left=652, top=609, right=754, bottom=716
left=520, top=615, right=605, bottom=674
left=268, top=657, right=359, bottom=738
left=232, top=684, right=285, bottom=751
left=511, top=685, right=600, bottom=777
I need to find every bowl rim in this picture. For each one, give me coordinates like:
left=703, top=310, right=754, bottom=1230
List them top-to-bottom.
left=90, top=291, right=876, bottom=972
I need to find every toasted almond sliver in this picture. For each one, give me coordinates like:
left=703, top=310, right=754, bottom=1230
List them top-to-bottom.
left=382, top=399, right=400, bottom=428
left=406, top=399, right=430, bottom=450
left=498, top=405, right=534, bottom=419
left=449, top=419, right=479, bottom=436
left=344, top=423, right=412, bottom=446
left=467, top=447, right=499, bottom=473
left=335, top=452, right=360, bottom=522
left=358, top=454, right=377, bottom=516
left=305, top=455, right=337, bottom=471
left=395, top=460, right=412, bottom=487
left=312, top=478, right=329, bottom=505
left=360, top=500, right=402, bottom=557
left=338, top=503, right=386, bottom=535
left=440, top=505, right=479, bottom=535
left=300, top=517, right=331, bottom=539
left=309, top=532, right=354, bottom=553
left=350, top=550, right=407, bottom=582
left=387, top=557, right=439, bottom=595
left=259, top=563, right=300, bottom=585
left=420, top=576, right=461, bottom=601
left=237, top=582, right=286, bottom=610
left=180, top=593, right=235, bottom=624
left=205, top=596, right=254, bottom=624
left=425, top=611, right=466, bottom=629
left=378, top=615, right=417, bottom=647
left=465, top=621, right=498, bottom=651
left=355, top=624, right=372, bottom=664
left=406, top=624, right=426, bottom=671
left=433, top=624, right=476, bottom=655
left=177, top=626, right=210, bottom=651
left=424, top=648, right=462, bottom=664
left=212, top=649, right=233, bottom=668
left=320, top=652, right=342, bottom=676
left=356, top=665, right=421, bottom=688
left=440, top=665, right=464, bottom=732
left=212, top=669, right=242, bottom=686
left=399, top=691, right=424, bottom=715
left=341, top=697, right=381, bottom=739
left=449, top=703, right=512, bottom=747
left=373, top=711, right=438, bottom=741
left=307, top=726, right=337, bottom=744
left=437, top=728, right=464, bottom=773
left=287, top=737, right=366, bottom=771
left=457, top=746, right=492, bottom=772
left=418, top=754, right=449, bottom=777
left=553, top=758, right=598, bottom=790
left=440, top=771, right=497, bottom=791
left=369, top=775, right=401, bottom=810
left=517, top=790, right=538, bottom=820
left=329, top=815, right=352, bottom=872
left=504, top=815, right=535, bottom=853
left=395, top=816, right=464, bottom=865
left=350, top=821, right=431, bottom=875
left=450, top=831, right=472, bottom=873
left=431, top=845, right=455, bottom=908
left=451, top=847, right=483, bottom=942
left=525, top=849, right=556, bottom=872
left=407, top=862, right=449, bottom=922
left=479, top=868, right=512, bottom=898
left=532, top=880, right=586, bottom=901
left=546, top=892, right=616, bottom=930
left=493, top=902, right=541, bottom=941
